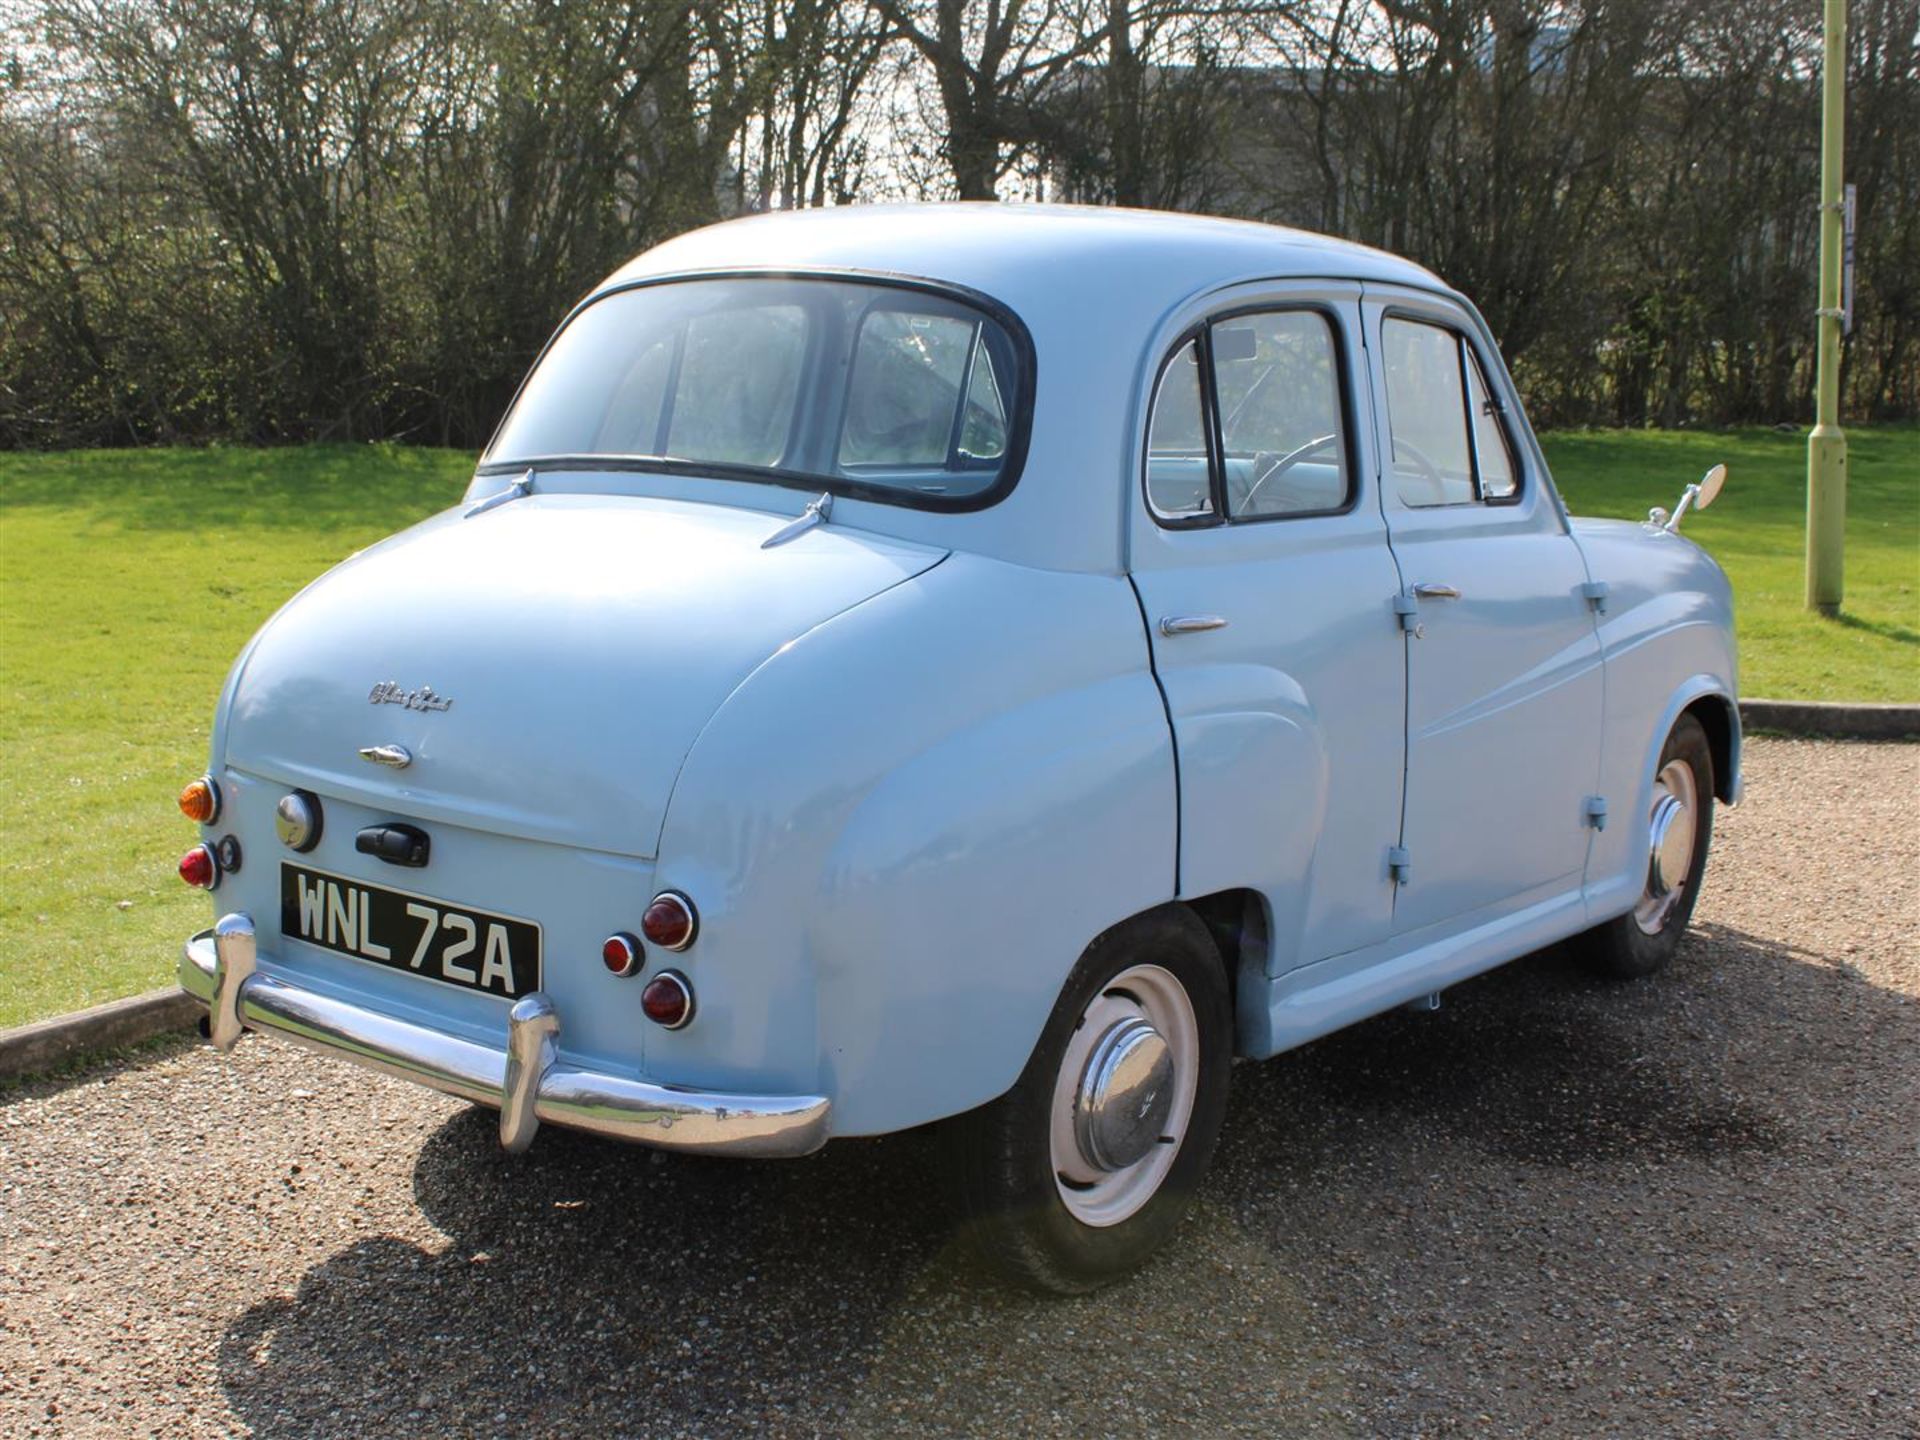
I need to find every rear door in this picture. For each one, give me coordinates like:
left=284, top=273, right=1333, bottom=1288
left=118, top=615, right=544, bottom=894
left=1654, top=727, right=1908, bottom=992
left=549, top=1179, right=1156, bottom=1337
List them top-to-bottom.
left=1128, top=282, right=1407, bottom=972
left=1362, top=287, right=1604, bottom=935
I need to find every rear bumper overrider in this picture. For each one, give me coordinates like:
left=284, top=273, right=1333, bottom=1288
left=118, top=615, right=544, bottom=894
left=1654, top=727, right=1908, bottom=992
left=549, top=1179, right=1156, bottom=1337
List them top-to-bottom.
left=179, top=914, right=831, bottom=1158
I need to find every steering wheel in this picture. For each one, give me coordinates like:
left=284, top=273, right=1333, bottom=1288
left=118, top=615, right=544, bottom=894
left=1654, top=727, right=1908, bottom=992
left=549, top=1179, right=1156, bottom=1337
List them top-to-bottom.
left=1240, top=434, right=1339, bottom=513
left=1390, top=438, right=1449, bottom=505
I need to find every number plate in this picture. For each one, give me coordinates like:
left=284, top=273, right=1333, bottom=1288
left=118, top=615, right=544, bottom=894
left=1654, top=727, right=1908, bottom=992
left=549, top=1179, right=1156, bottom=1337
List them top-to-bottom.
left=280, top=864, right=542, bottom=999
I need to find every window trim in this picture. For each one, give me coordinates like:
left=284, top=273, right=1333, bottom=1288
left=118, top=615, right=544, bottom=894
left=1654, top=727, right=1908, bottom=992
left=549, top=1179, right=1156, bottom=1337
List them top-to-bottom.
left=478, top=268, right=1037, bottom=516
left=1143, top=302, right=1361, bottom=530
left=1379, top=307, right=1525, bottom=511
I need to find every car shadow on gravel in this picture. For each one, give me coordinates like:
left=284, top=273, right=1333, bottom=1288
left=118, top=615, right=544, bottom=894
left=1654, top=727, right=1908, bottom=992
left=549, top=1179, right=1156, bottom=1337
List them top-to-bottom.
left=212, top=923, right=1906, bottom=1437
left=1220, top=933, right=1789, bottom=1174
left=216, top=1114, right=960, bottom=1435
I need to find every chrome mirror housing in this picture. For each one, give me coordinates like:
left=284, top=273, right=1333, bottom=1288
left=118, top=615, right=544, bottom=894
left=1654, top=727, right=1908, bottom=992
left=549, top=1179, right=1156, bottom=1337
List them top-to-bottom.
left=1650, top=463, right=1728, bottom=534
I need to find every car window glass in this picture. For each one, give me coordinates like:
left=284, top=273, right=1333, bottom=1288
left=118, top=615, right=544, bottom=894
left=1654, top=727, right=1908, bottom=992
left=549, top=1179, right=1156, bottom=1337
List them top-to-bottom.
left=486, top=277, right=1029, bottom=507
left=666, top=306, right=806, bottom=468
left=839, top=309, right=979, bottom=469
left=1211, top=311, right=1347, bottom=518
left=1383, top=317, right=1475, bottom=507
left=592, top=333, right=675, bottom=455
left=959, top=334, right=1007, bottom=460
left=1145, top=339, right=1213, bottom=520
left=1464, top=347, right=1516, bottom=500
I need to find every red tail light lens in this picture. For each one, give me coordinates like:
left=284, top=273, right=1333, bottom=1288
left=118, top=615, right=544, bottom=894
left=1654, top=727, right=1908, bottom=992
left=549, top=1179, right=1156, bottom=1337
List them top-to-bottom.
left=178, top=843, right=219, bottom=890
left=641, top=892, right=697, bottom=951
left=602, top=932, right=643, bottom=978
left=641, top=972, right=694, bottom=1029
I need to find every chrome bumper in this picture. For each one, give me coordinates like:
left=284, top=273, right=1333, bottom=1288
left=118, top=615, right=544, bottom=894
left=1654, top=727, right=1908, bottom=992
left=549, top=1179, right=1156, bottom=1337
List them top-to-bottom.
left=179, top=914, right=831, bottom=1158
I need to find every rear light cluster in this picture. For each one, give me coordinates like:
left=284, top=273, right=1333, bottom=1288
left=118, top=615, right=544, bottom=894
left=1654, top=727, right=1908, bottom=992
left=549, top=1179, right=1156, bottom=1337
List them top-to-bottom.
left=177, top=775, right=229, bottom=889
left=607, top=892, right=699, bottom=1028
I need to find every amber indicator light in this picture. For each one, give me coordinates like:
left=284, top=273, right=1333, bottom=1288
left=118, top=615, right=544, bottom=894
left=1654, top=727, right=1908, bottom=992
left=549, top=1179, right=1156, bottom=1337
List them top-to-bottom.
left=178, top=777, right=220, bottom=825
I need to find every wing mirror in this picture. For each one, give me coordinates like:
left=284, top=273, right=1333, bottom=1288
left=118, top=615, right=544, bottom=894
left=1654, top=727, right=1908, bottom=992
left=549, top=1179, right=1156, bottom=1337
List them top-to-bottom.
left=1649, top=463, right=1727, bottom=534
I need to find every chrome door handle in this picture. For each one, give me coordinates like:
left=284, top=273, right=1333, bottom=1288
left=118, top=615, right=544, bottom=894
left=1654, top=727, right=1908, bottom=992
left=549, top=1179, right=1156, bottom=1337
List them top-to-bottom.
left=1412, top=583, right=1462, bottom=600
left=1159, top=614, right=1230, bottom=637
left=358, top=744, right=413, bottom=769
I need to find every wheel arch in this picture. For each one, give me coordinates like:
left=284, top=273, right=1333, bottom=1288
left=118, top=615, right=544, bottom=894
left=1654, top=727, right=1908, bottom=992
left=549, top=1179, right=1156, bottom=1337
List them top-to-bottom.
left=1682, top=691, right=1741, bottom=805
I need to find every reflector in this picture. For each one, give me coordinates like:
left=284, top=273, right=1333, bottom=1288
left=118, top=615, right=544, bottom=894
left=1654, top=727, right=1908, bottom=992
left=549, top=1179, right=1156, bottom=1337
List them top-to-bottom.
left=602, top=932, right=643, bottom=978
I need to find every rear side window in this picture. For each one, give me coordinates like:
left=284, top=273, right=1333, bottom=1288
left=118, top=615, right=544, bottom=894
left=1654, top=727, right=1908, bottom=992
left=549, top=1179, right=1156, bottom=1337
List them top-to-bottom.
left=840, top=308, right=1008, bottom=471
left=1144, top=308, right=1352, bottom=526
left=1383, top=316, right=1520, bottom=507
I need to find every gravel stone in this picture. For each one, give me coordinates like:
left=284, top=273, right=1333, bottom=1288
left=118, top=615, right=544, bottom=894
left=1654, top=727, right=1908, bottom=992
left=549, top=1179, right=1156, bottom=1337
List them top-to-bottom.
left=2, top=738, right=1914, bottom=1438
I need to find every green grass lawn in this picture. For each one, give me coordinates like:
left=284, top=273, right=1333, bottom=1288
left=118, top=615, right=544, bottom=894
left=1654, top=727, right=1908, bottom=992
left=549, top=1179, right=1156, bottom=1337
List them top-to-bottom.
left=1542, top=425, right=1918, bottom=702
left=1, top=431, right=1915, bottom=1028
left=1, top=446, right=473, bottom=1027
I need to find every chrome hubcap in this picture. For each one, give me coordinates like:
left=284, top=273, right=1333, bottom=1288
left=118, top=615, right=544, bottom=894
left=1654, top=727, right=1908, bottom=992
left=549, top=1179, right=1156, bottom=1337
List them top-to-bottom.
left=1636, top=758, right=1698, bottom=933
left=1049, top=964, right=1198, bottom=1227
left=1074, top=1018, right=1175, bottom=1172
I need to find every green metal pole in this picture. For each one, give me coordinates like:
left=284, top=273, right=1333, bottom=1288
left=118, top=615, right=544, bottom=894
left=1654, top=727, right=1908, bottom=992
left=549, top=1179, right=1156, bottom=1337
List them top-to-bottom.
left=1806, top=0, right=1848, bottom=614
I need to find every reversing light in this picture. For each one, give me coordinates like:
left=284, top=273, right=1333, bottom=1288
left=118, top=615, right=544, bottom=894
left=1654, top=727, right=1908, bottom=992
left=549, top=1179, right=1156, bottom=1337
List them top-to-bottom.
left=178, top=776, right=221, bottom=825
left=275, top=791, right=323, bottom=852
left=178, top=843, right=219, bottom=890
left=641, top=891, right=697, bottom=951
left=602, top=932, right=643, bottom=978
left=641, top=972, right=694, bottom=1029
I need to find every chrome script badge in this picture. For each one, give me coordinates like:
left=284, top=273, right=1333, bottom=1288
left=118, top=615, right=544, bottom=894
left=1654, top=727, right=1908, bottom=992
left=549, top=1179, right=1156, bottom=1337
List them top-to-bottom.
left=368, top=681, right=453, bottom=713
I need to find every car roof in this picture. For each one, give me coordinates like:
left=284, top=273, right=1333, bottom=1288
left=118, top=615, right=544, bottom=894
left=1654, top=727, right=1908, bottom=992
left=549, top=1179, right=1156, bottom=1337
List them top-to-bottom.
left=602, top=203, right=1449, bottom=321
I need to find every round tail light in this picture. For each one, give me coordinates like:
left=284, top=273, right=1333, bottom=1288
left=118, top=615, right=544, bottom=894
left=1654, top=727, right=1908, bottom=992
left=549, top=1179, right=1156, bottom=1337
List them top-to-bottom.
left=178, top=776, right=221, bottom=825
left=178, top=843, right=219, bottom=890
left=641, top=892, right=697, bottom=951
left=602, top=932, right=643, bottom=978
left=641, top=972, right=694, bottom=1029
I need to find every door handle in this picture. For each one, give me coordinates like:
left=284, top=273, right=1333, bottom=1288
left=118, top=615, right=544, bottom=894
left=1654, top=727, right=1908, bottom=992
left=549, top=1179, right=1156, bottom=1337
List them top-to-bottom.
left=1412, top=583, right=1463, bottom=601
left=1159, top=614, right=1230, bottom=637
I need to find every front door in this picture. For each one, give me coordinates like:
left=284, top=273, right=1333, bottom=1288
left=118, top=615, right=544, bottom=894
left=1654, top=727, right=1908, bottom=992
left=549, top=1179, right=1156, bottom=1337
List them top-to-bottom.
left=1129, top=283, right=1407, bottom=973
left=1363, top=289, right=1604, bottom=935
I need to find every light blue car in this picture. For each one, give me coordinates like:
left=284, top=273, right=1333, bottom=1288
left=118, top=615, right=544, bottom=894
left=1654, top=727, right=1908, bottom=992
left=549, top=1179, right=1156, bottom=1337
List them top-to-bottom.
left=175, top=204, right=1738, bottom=1292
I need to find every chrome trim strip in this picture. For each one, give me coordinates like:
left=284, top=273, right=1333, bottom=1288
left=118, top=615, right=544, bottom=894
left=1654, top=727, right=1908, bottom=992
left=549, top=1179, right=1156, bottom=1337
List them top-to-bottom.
left=179, top=922, right=831, bottom=1158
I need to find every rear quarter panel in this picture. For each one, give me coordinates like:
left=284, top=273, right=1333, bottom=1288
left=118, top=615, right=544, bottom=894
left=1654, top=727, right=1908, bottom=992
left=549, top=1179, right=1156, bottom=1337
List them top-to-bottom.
left=649, top=551, right=1177, bottom=1135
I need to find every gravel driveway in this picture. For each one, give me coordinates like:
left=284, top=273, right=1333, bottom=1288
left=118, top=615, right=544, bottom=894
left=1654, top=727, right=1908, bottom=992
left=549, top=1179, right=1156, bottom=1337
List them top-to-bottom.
left=3, top=737, right=1915, bottom=1439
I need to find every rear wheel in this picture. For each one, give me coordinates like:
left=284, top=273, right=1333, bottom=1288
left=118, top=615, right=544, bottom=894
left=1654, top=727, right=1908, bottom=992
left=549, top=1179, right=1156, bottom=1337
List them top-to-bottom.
left=1574, top=713, right=1715, bottom=979
left=945, top=906, right=1232, bottom=1294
